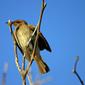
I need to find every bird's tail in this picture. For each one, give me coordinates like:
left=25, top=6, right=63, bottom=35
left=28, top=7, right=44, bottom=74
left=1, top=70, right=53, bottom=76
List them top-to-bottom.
left=34, top=55, right=50, bottom=74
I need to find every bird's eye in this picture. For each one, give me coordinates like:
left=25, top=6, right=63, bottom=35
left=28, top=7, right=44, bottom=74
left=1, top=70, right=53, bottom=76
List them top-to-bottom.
left=16, top=21, right=20, bottom=23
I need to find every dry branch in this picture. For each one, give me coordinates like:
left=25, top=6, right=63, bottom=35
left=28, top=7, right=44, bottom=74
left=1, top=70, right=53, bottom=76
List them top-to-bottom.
left=25, top=0, right=47, bottom=77
left=72, top=56, right=84, bottom=85
left=27, top=72, right=33, bottom=85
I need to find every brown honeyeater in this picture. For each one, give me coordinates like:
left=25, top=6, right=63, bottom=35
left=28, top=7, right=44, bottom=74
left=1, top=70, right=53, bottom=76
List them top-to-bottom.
left=7, top=20, right=51, bottom=74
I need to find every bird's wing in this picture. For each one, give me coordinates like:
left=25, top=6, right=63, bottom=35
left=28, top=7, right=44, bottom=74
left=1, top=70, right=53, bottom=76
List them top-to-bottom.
left=28, top=25, right=51, bottom=52
left=38, top=32, right=51, bottom=52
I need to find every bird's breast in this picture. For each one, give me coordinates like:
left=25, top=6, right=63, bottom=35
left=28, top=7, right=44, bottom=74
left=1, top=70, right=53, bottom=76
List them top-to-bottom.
left=16, top=27, right=33, bottom=50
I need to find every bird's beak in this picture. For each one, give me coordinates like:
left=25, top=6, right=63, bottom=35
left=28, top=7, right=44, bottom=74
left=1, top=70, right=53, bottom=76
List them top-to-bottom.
left=6, top=20, right=12, bottom=26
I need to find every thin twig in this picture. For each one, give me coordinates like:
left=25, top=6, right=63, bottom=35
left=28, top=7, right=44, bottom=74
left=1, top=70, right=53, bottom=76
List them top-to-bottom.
left=25, top=0, right=47, bottom=76
left=27, top=0, right=46, bottom=46
left=38, top=0, right=47, bottom=31
left=7, top=21, right=22, bottom=73
left=8, top=21, right=26, bottom=85
left=15, top=25, right=26, bottom=85
left=14, top=36, right=26, bottom=85
left=14, top=43, right=21, bottom=72
left=22, top=54, right=26, bottom=85
left=72, top=56, right=84, bottom=85
left=27, top=71, right=33, bottom=85
left=22, top=78, right=26, bottom=85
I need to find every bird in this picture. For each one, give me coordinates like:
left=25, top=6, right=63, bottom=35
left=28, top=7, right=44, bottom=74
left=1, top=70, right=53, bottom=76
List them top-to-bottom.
left=7, top=20, right=51, bottom=74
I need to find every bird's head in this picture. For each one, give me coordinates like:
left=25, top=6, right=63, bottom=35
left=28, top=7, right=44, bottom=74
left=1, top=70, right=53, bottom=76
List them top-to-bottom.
left=6, top=19, right=28, bottom=27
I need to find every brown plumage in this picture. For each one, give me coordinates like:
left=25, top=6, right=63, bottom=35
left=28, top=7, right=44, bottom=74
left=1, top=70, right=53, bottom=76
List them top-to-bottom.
left=11, top=20, right=51, bottom=74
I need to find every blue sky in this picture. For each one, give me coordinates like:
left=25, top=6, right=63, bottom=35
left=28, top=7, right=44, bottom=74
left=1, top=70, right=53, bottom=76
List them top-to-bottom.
left=0, top=0, right=85, bottom=85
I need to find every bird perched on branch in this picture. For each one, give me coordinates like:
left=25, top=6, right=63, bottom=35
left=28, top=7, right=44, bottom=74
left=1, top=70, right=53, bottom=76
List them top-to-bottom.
left=7, top=20, right=51, bottom=74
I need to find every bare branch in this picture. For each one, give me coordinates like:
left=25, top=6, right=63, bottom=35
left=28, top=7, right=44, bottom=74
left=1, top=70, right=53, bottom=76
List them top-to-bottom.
left=25, top=0, right=47, bottom=76
left=27, top=0, right=47, bottom=46
left=38, top=0, right=47, bottom=31
left=8, top=21, right=26, bottom=85
left=8, top=21, right=22, bottom=73
left=14, top=32, right=26, bottom=85
left=14, top=43, right=21, bottom=72
left=22, top=55, right=26, bottom=85
left=72, top=56, right=84, bottom=85
left=72, top=56, right=79, bottom=72
left=27, top=72, right=33, bottom=85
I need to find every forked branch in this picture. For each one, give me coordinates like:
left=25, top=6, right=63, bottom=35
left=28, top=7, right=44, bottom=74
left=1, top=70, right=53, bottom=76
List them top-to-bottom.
left=72, top=56, right=84, bottom=85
